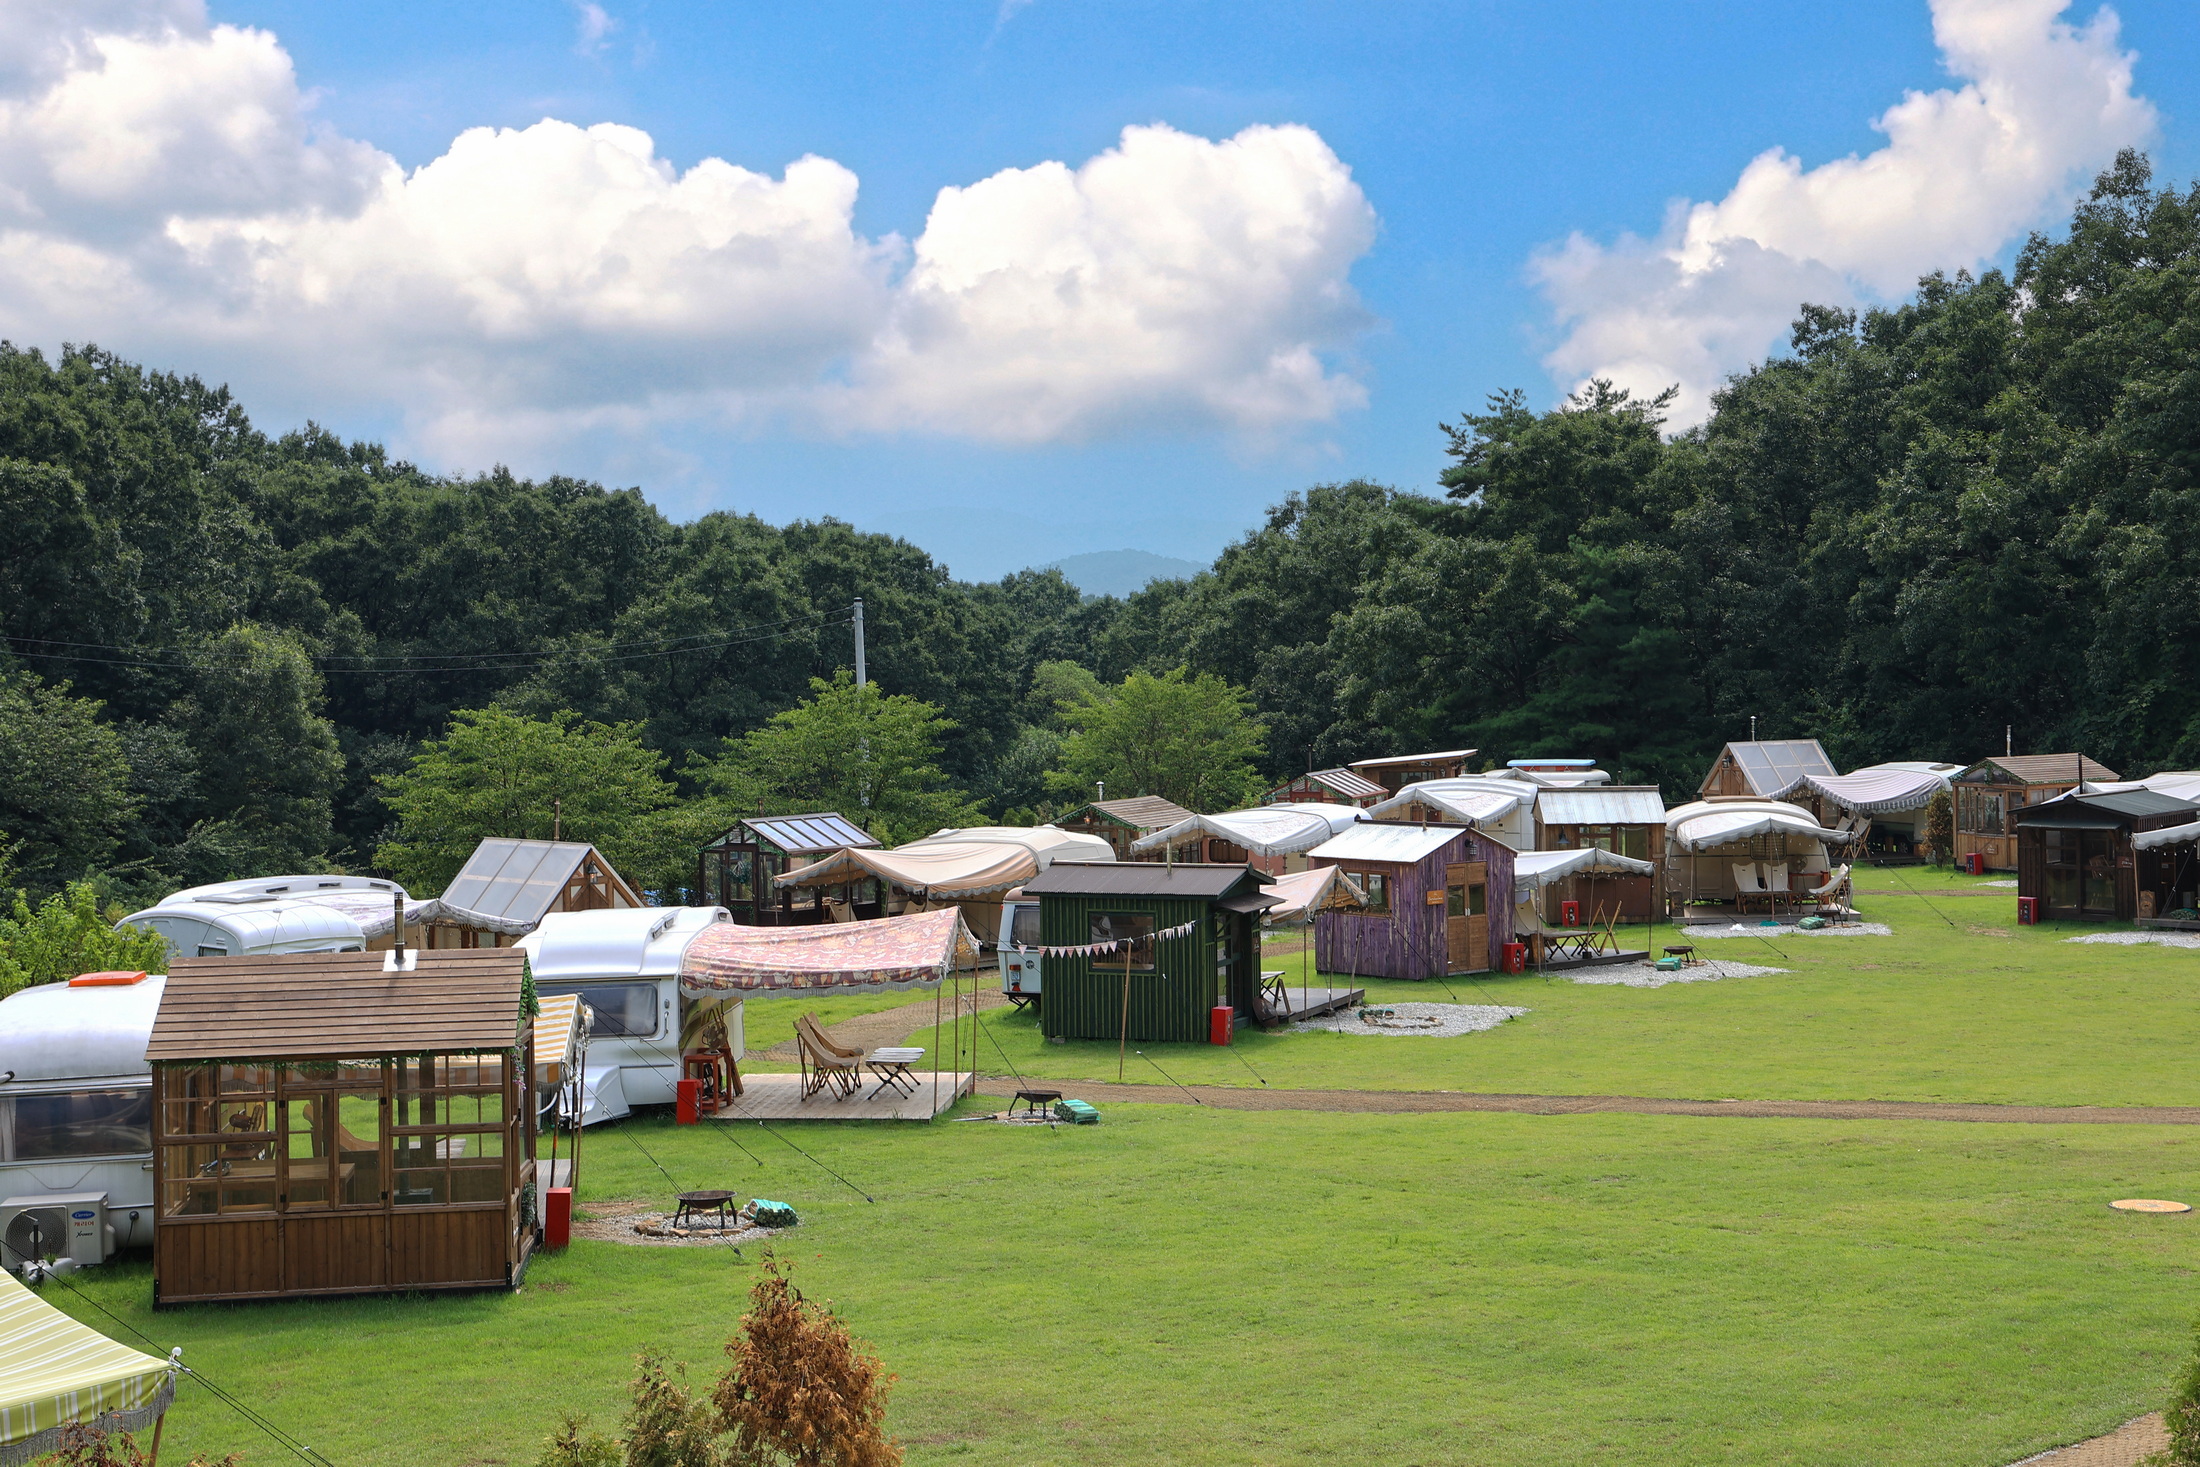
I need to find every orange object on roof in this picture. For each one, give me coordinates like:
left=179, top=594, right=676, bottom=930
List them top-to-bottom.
left=69, top=970, right=150, bottom=987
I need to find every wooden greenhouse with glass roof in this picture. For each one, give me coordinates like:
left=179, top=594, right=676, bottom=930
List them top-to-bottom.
left=145, top=946, right=537, bottom=1305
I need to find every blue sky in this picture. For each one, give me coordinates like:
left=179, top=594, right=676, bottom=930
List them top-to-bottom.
left=7, top=1, right=2196, bottom=577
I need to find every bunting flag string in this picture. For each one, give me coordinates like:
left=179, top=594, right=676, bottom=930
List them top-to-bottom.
left=1018, top=919, right=1198, bottom=959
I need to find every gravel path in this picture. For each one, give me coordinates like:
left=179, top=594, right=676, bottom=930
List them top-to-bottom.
left=1984, top=879, right=2020, bottom=888
left=1690, top=921, right=1893, bottom=938
left=2068, top=931, right=2200, bottom=950
left=1568, top=958, right=1787, bottom=988
left=1292, top=1002, right=1527, bottom=1037
left=966, top=1078, right=2200, bottom=1125
left=2008, top=1413, right=2166, bottom=1466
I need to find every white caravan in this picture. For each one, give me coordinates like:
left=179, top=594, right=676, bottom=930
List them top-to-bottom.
left=118, top=873, right=401, bottom=961
left=517, top=906, right=737, bottom=1126
left=0, top=974, right=166, bottom=1269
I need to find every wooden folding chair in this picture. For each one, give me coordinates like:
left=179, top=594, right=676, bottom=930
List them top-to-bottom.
left=794, top=1014, right=861, bottom=1101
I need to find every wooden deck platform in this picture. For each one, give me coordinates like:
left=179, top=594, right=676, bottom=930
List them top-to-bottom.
left=1538, top=948, right=1651, bottom=972
left=1259, top=982, right=1364, bottom=1022
left=709, top=1070, right=976, bottom=1122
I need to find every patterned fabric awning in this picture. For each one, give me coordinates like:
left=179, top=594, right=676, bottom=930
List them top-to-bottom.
left=677, top=908, right=978, bottom=995
left=0, top=1270, right=175, bottom=1466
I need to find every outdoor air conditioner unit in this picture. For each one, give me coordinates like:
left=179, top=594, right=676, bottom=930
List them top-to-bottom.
left=0, top=1192, right=117, bottom=1271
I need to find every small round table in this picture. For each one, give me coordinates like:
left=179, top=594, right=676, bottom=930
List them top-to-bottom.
left=673, top=1190, right=736, bottom=1231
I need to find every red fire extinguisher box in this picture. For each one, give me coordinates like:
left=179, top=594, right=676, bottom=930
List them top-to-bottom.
left=1964, top=852, right=1988, bottom=876
left=2017, top=895, right=2040, bottom=925
left=1560, top=899, right=1581, bottom=926
left=1500, top=942, right=1528, bottom=974
left=1209, top=1005, right=1234, bottom=1046
left=675, top=1077, right=700, bottom=1125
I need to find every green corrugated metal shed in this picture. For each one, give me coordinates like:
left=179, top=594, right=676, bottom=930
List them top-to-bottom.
left=1019, top=863, right=1278, bottom=1043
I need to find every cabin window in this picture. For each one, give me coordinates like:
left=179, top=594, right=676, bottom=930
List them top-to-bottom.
left=1958, top=788, right=2007, bottom=835
left=1353, top=872, right=1391, bottom=913
left=1088, top=912, right=1157, bottom=970
left=542, top=982, right=659, bottom=1038
left=6, top=1088, right=151, bottom=1161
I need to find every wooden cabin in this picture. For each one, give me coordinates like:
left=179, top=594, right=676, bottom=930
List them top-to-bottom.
left=1699, top=740, right=1835, bottom=800
left=1346, top=749, right=1477, bottom=795
left=1953, top=755, right=2120, bottom=872
left=1266, top=768, right=1386, bottom=808
left=1532, top=786, right=1667, bottom=923
left=2012, top=790, right=2199, bottom=921
left=1054, top=795, right=1196, bottom=862
left=696, top=814, right=878, bottom=925
left=1308, top=822, right=1515, bottom=979
left=403, top=839, right=644, bottom=950
left=1019, top=863, right=1277, bottom=1043
left=146, top=948, right=536, bottom=1304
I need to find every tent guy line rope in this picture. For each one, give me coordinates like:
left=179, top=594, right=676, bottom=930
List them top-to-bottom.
left=1132, top=1050, right=1205, bottom=1104
left=752, top=1121, right=875, bottom=1203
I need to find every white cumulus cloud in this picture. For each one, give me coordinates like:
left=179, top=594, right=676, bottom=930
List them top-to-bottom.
left=0, top=0, right=1376, bottom=464
left=1534, top=0, right=2155, bottom=423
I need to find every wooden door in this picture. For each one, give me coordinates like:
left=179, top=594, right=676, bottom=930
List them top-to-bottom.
left=1444, top=862, right=1489, bottom=973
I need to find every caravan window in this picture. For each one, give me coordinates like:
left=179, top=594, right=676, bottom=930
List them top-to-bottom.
left=1007, top=905, right=1043, bottom=949
left=542, top=983, right=659, bottom=1038
left=8, top=1088, right=152, bottom=1160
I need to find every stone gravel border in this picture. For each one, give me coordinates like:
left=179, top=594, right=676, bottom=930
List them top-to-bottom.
left=1690, top=921, right=1894, bottom=938
left=2067, top=931, right=2200, bottom=950
left=1568, top=958, right=1788, bottom=988
left=1292, top=1002, right=1527, bottom=1037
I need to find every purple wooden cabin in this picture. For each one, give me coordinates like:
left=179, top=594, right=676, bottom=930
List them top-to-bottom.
left=1308, top=822, right=1514, bottom=979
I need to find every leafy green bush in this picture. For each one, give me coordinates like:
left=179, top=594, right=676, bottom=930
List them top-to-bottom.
left=0, top=881, right=170, bottom=996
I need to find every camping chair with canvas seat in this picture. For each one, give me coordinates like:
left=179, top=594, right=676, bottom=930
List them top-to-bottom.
left=1732, top=862, right=1770, bottom=915
left=1762, top=864, right=1793, bottom=915
left=1809, top=864, right=1853, bottom=922
left=794, top=1014, right=862, bottom=1101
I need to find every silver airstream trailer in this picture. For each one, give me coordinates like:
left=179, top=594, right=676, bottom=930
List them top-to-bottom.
left=117, top=875, right=394, bottom=961
left=0, top=972, right=165, bottom=1270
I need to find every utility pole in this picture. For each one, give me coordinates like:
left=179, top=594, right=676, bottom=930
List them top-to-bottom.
left=852, top=597, right=866, bottom=688
left=853, top=597, right=870, bottom=809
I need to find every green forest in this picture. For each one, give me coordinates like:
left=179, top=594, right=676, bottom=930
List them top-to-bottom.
left=4, top=154, right=2198, bottom=907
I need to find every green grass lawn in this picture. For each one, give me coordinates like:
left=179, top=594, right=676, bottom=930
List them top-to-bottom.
left=41, top=870, right=2200, bottom=1465
left=963, top=878, right=2200, bottom=1107
left=66, top=1107, right=2200, bottom=1466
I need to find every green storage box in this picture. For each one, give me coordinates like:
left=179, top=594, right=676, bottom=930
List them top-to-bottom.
left=1053, top=1098, right=1100, bottom=1125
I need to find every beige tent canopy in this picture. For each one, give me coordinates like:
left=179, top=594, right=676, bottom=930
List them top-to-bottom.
left=1130, top=805, right=1366, bottom=860
left=776, top=826, right=1114, bottom=942
left=1259, top=865, right=1369, bottom=925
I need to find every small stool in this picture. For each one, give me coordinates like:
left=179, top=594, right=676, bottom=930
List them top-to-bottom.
left=1663, top=944, right=1698, bottom=967
left=865, top=1048, right=925, bottom=1099
left=683, top=1050, right=741, bottom=1113
left=1011, top=1088, right=1062, bottom=1119
left=673, top=1190, right=735, bottom=1231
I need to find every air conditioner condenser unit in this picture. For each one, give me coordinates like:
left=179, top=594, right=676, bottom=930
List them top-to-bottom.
left=0, top=1192, right=116, bottom=1271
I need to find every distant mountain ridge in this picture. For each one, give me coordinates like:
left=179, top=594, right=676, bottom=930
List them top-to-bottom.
left=1039, top=548, right=1204, bottom=599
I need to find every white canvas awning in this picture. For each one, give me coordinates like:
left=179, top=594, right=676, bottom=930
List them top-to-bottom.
left=1771, top=765, right=1951, bottom=815
left=1365, top=777, right=1534, bottom=825
left=1665, top=799, right=1850, bottom=852
left=1131, top=804, right=1366, bottom=859
left=2134, top=819, right=2200, bottom=851
left=1512, top=847, right=1655, bottom=893
left=1258, top=866, right=1369, bottom=925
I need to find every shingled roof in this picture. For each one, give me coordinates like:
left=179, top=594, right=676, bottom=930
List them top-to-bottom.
left=147, top=949, right=528, bottom=1061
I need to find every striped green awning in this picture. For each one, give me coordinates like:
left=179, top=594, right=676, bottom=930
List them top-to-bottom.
left=0, top=1269, right=175, bottom=1465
